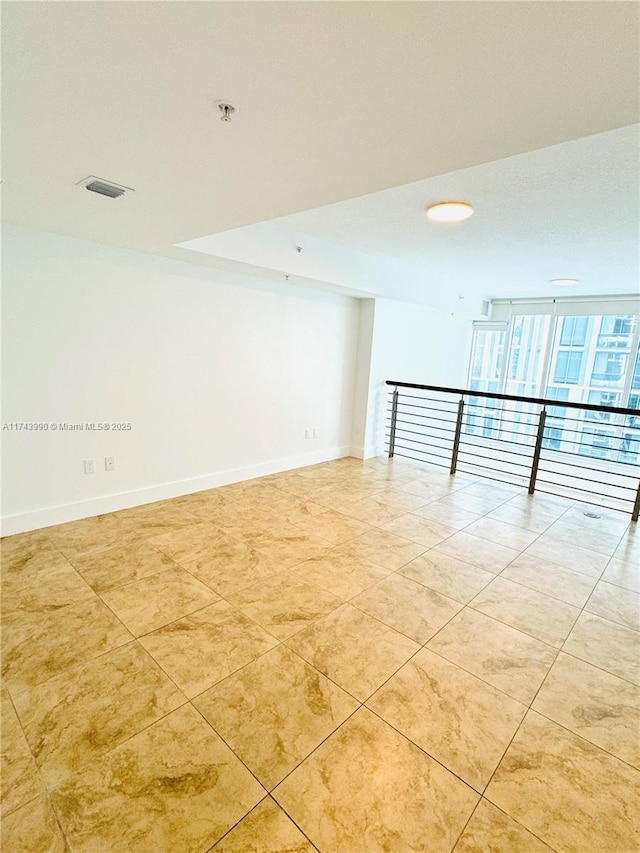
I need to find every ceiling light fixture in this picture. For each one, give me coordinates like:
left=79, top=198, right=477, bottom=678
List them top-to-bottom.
left=425, top=201, right=474, bottom=223
left=550, top=278, right=579, bottom=287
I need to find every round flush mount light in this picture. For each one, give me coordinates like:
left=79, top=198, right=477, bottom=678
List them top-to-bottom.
left=425, top=201, right=474, bottom=223
left=551, top=278, right=579, bottom=287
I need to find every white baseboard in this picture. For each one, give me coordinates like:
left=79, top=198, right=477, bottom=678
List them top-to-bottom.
left=1, top=445, right=353, bottom=537
left=348, top=445, right=383, bottom=460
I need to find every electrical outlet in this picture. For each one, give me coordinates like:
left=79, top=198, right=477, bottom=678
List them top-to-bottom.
left=305, top=428, right=312, bottom=439
left=313, top=428, right=320, bottom=439
left=104, top=456, right=115, bottom=471
left=83, top=458, right=95, bottom=475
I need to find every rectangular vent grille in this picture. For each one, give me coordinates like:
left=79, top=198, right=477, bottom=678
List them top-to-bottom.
left=77, top=176, right=133, bottom=198
left=86, top=180, right=126, bottom=198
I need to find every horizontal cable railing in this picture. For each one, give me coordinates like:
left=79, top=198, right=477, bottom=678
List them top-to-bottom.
left=385, top=381, right=640, bottom=521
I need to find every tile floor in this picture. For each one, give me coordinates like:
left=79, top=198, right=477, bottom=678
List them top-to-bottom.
left=1, top=456, right=639, bottom=852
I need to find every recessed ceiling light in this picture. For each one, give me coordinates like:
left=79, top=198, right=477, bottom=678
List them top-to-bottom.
left=425, top=201, right=474, bottom=223
left=551, top=278, right=579, bottom=287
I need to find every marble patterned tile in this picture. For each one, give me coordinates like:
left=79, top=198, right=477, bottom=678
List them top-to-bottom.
left=398, top=480, right=456, bottom=503
left=461, top=481, right=523, bottom=501
left=173, top=487, right=241, bottom=515
left=368, top=488, right=430, bottom=512
left=433, top=491, right=507, bottom=515
left=268, top=495, right=330, bottom=526
left=325, top=495, right=405, bottom=526
left=411, top=501, right=481, bottom=530
left=112, top=502, right=202, bottom=538
left=486, top=502, right=560, bottom=534
left=561, top=504, right=630, bottom=535
left=210, top=506, right=292, bottom=543
left=292, top=510, right=372, bottom=545
left=379, top=514, right=457, bottom=548
left=46, top=515, right=134, bottom=560
left=463, top=517, right=539, bottom=551
left=147, top=519, right=233, bottom=562
left=540, top=519, right=623, bottom=557
left=250, top=528, right=332, bottom=568
left=335, top=528, right=426, bottom=571
left=614, top=529, right=640, bottom=564
left=0, top=530, right=57, bottom=570
left=435, top=532, right=520, bottom=573
left=522, top=537, right=608, bottom=578
left=1, top=539, right=74, bottom=581
left=182, top=539, right=287, bottom=596
left=71, top=540, right=180, bottom=592
left=398, top=550, right=494, bottom=604
left=293, top=551, right=391, bottom=600
left=1, top=553, right=95, bottom=623
left=500, top=553, right=597, bottom=607
left=602, top=556, right=640, bottom=593
left=100, top=566, right=220, bottom=636
left=227, top=572, right=342, bottom=641
left=351, top=573, right=462, bottom=644
left=471, top=577, right=580, bottom=647
left=585, top=579, right=640, bottom=631
left=2, top=598, right=132, bottom=692
left=139, top=601, right=277, bottom=698
left=286, top=604, right=419, bottom=702
left=427, top=608, right=557, bottom=704
left=564, top=612, right=640, bottom=685
left=13, top=643, right=186, bottom=787
left=194, top=645, right=358, bottom=789
left=368, top=649, right=526, bottom=791
left=533, top=653, right=640, bottom=769
left=1, top=682, right=43, bottom=817
left=51, top=704, right=265, bottom=853
left=273, top=706, right=478, bottom=853
left=486, top=711, right=640, bottom=853
left=0, top=790, right=69, bottom=852
left=211, top=798, right=315, bottom=852
left=453, top=799, right=554, bottom=852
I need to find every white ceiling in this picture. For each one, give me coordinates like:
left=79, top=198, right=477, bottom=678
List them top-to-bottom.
left=2, top=2, right=639, bottom=312
left=180, top=126, right=640, bottom=314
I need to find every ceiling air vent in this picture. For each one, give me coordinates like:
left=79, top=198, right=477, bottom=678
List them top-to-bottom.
left=77, top=176, right=134, bottom=199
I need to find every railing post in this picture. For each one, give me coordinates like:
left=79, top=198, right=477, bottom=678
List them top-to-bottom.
left=388, top=387, right=399, bottom=458
left=450, top=397, right=465, bottom=475
left=528, top=407, right=547, bottom=495
left=632, top=481, right=640, bottom=523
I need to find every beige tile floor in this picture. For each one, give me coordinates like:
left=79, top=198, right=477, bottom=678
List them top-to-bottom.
left=1, top=456, right=639, bottom=852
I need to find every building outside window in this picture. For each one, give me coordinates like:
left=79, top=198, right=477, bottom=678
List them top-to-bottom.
left=468, top=306, right=640, bottom=464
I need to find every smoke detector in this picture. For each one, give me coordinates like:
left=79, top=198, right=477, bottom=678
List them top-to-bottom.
left=77, top=176, right=134, bottom=199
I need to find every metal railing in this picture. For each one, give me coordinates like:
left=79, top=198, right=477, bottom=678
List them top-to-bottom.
left=386, top=381, right=640, bottom=521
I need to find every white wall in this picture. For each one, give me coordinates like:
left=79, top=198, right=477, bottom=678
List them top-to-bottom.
left=1, top=226, right=360, bottom=534
left=356, top=298, right=473, bottom=457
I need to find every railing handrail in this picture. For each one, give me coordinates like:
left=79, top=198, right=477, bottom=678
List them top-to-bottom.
left=385, top=381, right=640, bottom=417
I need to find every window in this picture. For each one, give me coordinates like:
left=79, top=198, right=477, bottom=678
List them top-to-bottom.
left=465, top=307, right=640, bottom=463
left=504, top=315, right=550, bottom=396
left=560, top=316, right=588, bottom=346
left=598, top=316, right=634, bottom=347
left=469, top=327, right=505, bottom=392
left=632, top=344, right=640, bottom=391
left=553, top=351, right=582, bottom=385
left=591, top=352, right=627, bottom=386
left=545, top=386, right=569, bottom=417
left=585, top=391, right=620, bottom=422
left=542, top=427, right=563, bottom=450
left=579, top=427, right=615, bottom=459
